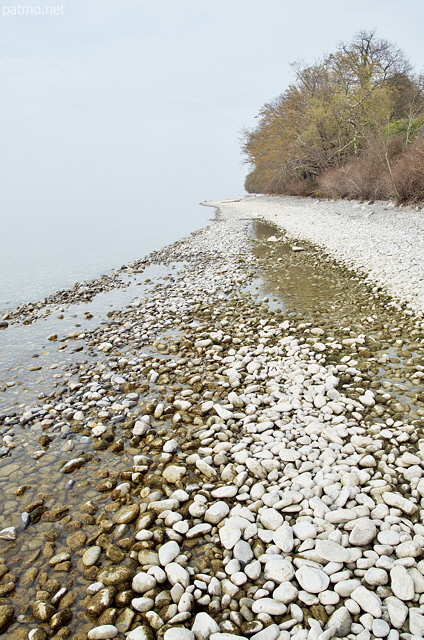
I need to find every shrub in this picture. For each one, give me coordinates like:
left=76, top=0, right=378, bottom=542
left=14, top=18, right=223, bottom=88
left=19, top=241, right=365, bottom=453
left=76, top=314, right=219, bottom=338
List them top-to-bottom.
left=391, top=138, right=424, bottom=203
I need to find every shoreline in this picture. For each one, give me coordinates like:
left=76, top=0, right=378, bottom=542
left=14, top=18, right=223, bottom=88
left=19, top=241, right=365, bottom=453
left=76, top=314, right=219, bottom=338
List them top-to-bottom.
left=206, top=195, right=424, bottom=317
left=0, top=198, right=424, bottom=639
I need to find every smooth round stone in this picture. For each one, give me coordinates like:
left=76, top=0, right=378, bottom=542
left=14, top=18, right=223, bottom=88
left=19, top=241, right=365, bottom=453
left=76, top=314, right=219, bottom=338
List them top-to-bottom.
left=163, top=439, right=179, bottom=452
left=279, top=449, right=301, bottom=462
left=163, top=466, right=186, bottom=483
left=211, top=486, right=238, bottom=498
left=204, top=501, right=230, bottom=524
left=112, top=504, right=139, bottom=524
left=259, top=508, right=284, bottom=531
left=348, top=518, right=377, bottom=545
left=292, top=521, right=317, bottom=540
left=219, top=525, right=241, bottom=549
left=273, top=525, right=294, bottom=553
left=377, top=530, right=400, bottom=546
left=315, top=539, right=351, bottom=563
left=233, top=540, right=253, bottom=563
left=159, top=541, right=180, bottom=566
left=396, top=541, right=422, bottom=558
left=83, top=546, right=102, bottom=567
left=138, top=550, right=159, bottom=566
left=264, top=557, right=295, bottom=584
left=165, top=562, right=190, bottom=588
left=390, top=565, right=415, bottom=601
left=97, top=566, right=134, bottom=586
left=295, top=566, right=330, bottom=594
left=364, top=568, right=388, bottom=586
left=231, top=571, right=248, bottom=586
left=132, top=572, right=157, bottom=594
left=273, top=582, right=298, bottom=604
left=350, top=585, right=382, bottom=617
left=319, top=590, right=340, bottom=605
left=386, top=596, right=408, bottom=628
left=131, top=597, right=154, bottom=613
left=252, top=598, right=287, bottom=616
left=32, top=602, right=56, bottom=622
left=0, top=605, right=14, bottom=632
left=327, top=606, right=352, bottom=636
left=409, top=608, right=424, bottom=636
left=191, top=612, right=220, bottom=639
left=372, top=619, right=390, bottom=638
left=87, top=626, right=118, bottom=640
left=127, top=626, right=155, bottom=640
left=164, top=628, right=195, bottom=640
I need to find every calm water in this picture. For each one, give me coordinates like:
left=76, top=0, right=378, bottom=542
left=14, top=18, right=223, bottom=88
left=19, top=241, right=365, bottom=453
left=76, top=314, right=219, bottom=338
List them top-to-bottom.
left=0, top=197, right=215, bottom=315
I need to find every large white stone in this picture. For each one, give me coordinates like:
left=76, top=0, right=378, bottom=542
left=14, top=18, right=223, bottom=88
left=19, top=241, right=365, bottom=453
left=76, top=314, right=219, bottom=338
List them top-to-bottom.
left=163, top=466, right=186, bottom=483
left=382, top=492, right=418, bottom=515
left=204, top=501, right=230, bottom=524
left=259, top=508, right=284, bottom=531
left=348, top=519, right=377, bottom=545
left=292, top=521, right=317, bottom=540
left=273, top=524, right=294, bottom=553
left=219, top=525, right=241, bottom=549
left=377, top=530, right=400, bottom=546
left=315, top=539, right=351, bottom=563
left=233, top=540, right=253, bottom=564
left=159, top=541, right=180, bottom=566
left=264, top=557, right=294, bottom=584
left=165, top=563, right=190, bottom=588
left=390, top=565, right=415, bottom=601
left=295, top=566, right=330, bottom=594
left=132, top=573, right=156, bottom=593
left=273, top=581, right=298, bottom=604
left=350, top=586, right=382, bottom=617
left=385, top=596, right=408, bottom=629
left=131, top=597, right=154, bottom=612
left=251, top=598, right=287, bottom=616
left=327, top=606, right=352, bottom=637
left=409, top=609, right=424, bottom=636
left=191, top=612, right=220, bottom=640
left=247, top=624, right=280, bottom=640
left=88, top=626, right=118, bottom=640
left=164, top=629, right=195, bottom=640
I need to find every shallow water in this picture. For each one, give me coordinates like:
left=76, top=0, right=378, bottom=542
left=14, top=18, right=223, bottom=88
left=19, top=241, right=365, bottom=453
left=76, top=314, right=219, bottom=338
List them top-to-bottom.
left=0, top=202, right=212, bottom=315
left=1, top=217, right=424, bottom=637
left=248, top=220, right=424, bottom=421
left=0, top=263, right=185, bottom=413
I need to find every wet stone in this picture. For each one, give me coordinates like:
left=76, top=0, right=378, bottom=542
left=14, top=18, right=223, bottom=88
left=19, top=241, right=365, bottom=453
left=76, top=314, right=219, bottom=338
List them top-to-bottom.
left=112, top=504, right=140, bottom=524
left=97, top=565, right=134, bottom=586
left=32, top=601, right=56, bottom=621
left=0, top=605, right=14, bottom=632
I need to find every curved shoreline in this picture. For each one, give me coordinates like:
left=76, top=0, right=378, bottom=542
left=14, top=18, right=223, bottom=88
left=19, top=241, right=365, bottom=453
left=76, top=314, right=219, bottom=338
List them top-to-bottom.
left=206, top=196, right=424, bottom=317
left=1, top=197, right=424, bottom=638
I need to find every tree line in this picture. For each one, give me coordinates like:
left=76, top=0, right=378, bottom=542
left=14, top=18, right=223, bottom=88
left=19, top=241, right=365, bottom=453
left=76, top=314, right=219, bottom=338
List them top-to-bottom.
left=241, top=31, right=424, bottom=203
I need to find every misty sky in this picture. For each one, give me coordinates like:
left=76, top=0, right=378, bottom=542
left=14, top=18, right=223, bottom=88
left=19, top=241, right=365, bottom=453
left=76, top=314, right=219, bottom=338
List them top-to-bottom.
left=0, top=0, right=423, bottom=225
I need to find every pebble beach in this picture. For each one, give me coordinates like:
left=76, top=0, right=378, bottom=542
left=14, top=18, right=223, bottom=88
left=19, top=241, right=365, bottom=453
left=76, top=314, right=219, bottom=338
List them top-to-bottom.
left=1, top=195, right=424, bottom=640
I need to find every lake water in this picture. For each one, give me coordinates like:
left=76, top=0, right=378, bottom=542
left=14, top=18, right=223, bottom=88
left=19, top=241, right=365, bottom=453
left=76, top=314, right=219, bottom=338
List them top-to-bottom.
left=0, top=196, right=216, bottom=315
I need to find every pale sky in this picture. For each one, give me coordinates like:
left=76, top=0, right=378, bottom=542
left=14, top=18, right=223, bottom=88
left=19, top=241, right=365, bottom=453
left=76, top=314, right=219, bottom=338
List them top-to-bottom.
left=0, top=0, right=423, bottom=224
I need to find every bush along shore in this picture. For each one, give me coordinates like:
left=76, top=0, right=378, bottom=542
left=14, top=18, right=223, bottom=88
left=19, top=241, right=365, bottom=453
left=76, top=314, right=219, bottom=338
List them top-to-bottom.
left=1, top=202, right=424, bottom=640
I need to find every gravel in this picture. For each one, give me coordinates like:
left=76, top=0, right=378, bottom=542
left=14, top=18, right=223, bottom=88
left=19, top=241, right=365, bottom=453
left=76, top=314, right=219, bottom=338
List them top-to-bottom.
left=207, top=195, right=424, bottom=315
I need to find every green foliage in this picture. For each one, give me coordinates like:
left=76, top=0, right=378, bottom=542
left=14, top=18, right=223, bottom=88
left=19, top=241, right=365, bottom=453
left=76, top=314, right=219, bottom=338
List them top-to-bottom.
left=242, top=30, right=424, bottom=202
left=385, top=116, right=424, bottom=141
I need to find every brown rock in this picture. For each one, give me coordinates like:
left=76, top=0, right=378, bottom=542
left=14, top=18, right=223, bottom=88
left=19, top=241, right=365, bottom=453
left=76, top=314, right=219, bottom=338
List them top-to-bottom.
left=112, top=504, right=139, bottom=524
left=66, top=530, right=87, bottom=550
left=32, top=601, right=56, bottom=622
left=0, top=605, right=14, bottom=632
left=50, top=609, right=73, bottom=630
